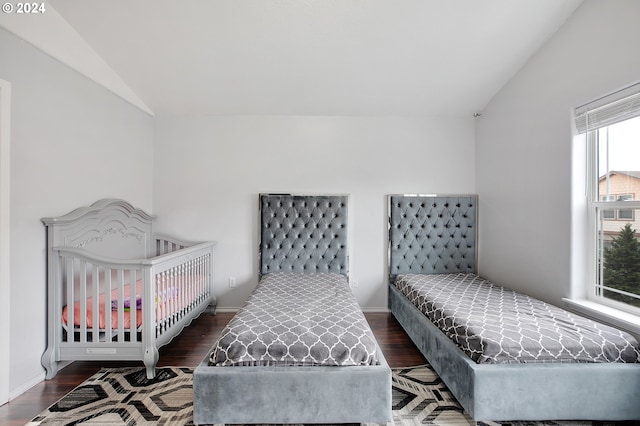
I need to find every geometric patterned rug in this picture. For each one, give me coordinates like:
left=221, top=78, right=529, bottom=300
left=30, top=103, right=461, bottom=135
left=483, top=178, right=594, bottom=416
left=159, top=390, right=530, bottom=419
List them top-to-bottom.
left=27, top=365, right=623, bottom=426
left=27, top=367, right=194, bottom=425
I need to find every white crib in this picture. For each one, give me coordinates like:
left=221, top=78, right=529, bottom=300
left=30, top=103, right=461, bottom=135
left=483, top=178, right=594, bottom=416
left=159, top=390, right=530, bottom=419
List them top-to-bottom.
left=41, top=199, right=216, bottom=379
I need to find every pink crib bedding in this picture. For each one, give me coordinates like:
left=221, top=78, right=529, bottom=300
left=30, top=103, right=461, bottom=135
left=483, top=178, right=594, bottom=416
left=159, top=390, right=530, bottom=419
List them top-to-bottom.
left=61, top=280, right=184, bottom=330
left=62, top=280, right=143, bottom=329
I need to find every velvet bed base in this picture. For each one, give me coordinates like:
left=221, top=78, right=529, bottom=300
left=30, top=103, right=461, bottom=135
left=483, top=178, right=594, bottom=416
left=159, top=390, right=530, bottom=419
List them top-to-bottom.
left=193, top=194, right=391, bottom=424
left=389, top=284, right=640, bottom=421
left=193, top=345, right=391, bottom=424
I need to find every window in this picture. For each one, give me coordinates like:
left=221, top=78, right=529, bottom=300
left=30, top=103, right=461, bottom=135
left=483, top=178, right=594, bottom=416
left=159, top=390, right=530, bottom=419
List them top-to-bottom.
left=576, top=83, right=640, bottom=312
left=600, top=194, right=635, bottom=220
left=600, top=195, right=616, bottom=219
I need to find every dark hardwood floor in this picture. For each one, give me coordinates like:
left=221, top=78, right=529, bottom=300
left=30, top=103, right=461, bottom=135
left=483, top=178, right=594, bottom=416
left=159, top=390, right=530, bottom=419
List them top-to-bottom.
left=0, top=312, right=425, bottom=426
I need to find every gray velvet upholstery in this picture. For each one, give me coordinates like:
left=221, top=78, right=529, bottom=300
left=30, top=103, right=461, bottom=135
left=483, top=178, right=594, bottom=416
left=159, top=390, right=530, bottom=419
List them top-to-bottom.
left=193, top=193, right=391, bottom=424
left=260, top=194, right=348, bottom=276
left=387, top=194, right=640, bottom=421
left=388, top=194, right=476, bottom=280
left=389, top=284, right=640, bottom=421
left=194, top=346, right=391, bottom=424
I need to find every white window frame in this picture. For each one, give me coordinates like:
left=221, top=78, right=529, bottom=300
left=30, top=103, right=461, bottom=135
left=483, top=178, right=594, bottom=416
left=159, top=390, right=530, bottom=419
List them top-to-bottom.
left=584, top=94, right=640, bottom=315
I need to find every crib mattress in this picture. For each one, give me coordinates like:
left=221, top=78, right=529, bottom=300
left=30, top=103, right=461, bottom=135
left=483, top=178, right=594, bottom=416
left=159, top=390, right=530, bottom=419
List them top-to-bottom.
left=209, top=272, right=379, bottom=366
left=393, top=273, right=640, bottom=364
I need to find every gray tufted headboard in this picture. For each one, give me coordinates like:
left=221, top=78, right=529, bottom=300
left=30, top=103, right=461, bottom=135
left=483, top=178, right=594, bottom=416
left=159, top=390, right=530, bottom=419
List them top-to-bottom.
left=259, top=194, right=349, bottom=276
left=388, top=194, right=477, bottom=281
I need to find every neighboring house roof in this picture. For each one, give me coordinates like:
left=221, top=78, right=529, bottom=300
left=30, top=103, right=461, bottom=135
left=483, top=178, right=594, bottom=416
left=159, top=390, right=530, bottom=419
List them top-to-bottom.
left=599, top=171, right=640, bottom=181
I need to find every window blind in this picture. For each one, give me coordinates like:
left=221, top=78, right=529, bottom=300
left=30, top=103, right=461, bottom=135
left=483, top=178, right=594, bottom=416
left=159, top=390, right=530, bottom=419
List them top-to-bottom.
left=575, top=82, right=640, bottom=133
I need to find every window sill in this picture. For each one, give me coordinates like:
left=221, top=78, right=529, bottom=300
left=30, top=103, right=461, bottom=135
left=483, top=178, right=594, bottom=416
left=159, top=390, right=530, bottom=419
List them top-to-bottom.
left=563, top=298, right=640, bottom=338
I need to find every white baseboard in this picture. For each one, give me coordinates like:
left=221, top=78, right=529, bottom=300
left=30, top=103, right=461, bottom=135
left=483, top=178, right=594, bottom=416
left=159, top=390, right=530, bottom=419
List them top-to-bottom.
left=213, top=307, right=240, bottom=313
left=361, top=307, right=390, bottom=313
left=9, top=371, right=45, bottom=402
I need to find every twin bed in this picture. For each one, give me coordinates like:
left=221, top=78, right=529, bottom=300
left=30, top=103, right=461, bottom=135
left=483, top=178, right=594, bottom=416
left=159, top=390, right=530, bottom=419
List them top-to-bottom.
left=193, top=194, right=392, bottom=424
left=387, top=194, right=640, bottom=421
left=44, top=195, right=640, bottom=423
left=41, top=199, right=216, bottom=380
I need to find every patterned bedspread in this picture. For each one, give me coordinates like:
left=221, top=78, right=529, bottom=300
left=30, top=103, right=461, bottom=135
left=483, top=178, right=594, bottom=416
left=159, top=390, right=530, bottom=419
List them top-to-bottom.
left=209, top=273, right=379, bottom=366
left=394, top=273, right=640, bottom=364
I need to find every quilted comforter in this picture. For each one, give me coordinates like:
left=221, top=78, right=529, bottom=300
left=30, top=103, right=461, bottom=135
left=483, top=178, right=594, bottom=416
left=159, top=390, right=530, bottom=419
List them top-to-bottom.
left=209, top=272, right=379, bottom=366
left=394, top=273, right=640, bottom=364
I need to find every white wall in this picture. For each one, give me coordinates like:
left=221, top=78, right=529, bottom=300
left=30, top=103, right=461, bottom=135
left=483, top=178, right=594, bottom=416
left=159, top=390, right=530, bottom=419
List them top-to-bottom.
left=475, top=0, right=640, bottom=305
left=0, top=28, right=154, bottom=397
left=0, top=79, right=11, bottom=405
left=153, top=115, right=475, bottom=310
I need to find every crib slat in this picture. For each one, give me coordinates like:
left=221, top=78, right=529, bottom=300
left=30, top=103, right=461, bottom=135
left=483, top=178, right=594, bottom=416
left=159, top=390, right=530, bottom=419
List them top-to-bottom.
left=201, top=254, right=207, bottom=301
left=201, top=254, right=208, bottom=301
left=205, top=254, right=210, bottom=298
left=198, top=255, right=203, bottom=303
left=202, top=255, right=207, bottom=300
left=195, top=256, right=200, bottom=305
left=195, top=256, right=201, bottom=307
left=65, top=257, right=74, bottom=343
left=191, top=257, right=196, bottom=304
left=191, top=257, right=198, bottom=308
left=192, top=257, right=198, bottom=308
left=196, top=257, right=200, bottom=306
left=185, top=259, right=191, bottom=314
left=186, top=259, right=192, bottom=312
left=191, top=259, right=195, bottom=307
left=79, top=261, right=87, bottom=343
left=179, top=262, right=184, bottom=317
left=175, top=263, right=181, bottom=321
left=92, top=264, right=99, bottom=342
left=172, top=264, right=177, bottom=322
left=170, top=266, right=175, bottom=324
left=105, top=267, right=112, bottom=339
left=165, top=267, right=172, bottom=329
left=117, top=269, right=125, bottom=340
left=130, top=269, right=137, bottom=341
left=169, top=269, right=173, bottom=331
left=157, top=270, right=163, bottom=334
left=158, top=270, right=166, bottom=335
left=154, top=272, right=160, bottom=337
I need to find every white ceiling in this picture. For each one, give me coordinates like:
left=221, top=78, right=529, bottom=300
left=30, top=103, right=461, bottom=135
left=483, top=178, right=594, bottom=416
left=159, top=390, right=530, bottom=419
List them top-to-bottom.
left=47, top=0, right=582, bottom=117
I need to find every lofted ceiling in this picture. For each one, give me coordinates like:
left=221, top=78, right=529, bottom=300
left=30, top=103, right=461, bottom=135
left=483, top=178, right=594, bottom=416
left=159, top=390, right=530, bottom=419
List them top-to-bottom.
left=47, top=0, right=583, bottom=117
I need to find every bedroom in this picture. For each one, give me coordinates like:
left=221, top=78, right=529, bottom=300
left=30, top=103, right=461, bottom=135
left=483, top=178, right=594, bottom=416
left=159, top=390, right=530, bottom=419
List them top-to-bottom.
left=1, top=0, right=640, bottom=422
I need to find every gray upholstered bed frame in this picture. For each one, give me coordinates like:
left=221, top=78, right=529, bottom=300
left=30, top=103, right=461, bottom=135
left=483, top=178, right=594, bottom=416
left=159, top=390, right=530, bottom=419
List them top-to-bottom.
left=193, top=194, right=391, bottom=425
left=387, top=194, right=640, bottom=421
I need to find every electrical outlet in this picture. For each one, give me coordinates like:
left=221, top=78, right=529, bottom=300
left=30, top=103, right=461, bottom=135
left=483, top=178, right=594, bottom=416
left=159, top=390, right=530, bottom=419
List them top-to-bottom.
left=228, top=277, right=237, bottom=288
